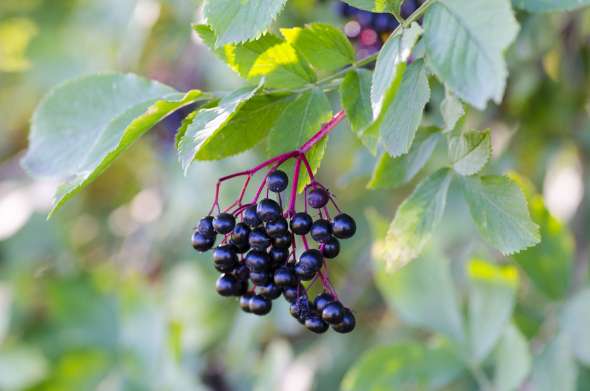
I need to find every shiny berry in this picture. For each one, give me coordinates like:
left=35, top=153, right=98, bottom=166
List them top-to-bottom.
left=267, top=170, right=289, bottom=193
left=308, top=188, right=329, bottom=209
left=256, top=199, right=282, bottom=222
left=243, top=205, right=261, bottom=227
left=290, top=212, right=313, bottom=235
left=213, top=213, right=235, bottom=234
left=332, top=213, right=356, bottom=239
left=197, top=216, right=215, bottom=237
left=265, top=217, right=289, bottom=238
left=310, top=219, right=332, bottom=243
left=230, top=223, right=250, bottom=245
left=249, top=227, right=272, bottom=251
left=191, top=231, right=215, bottom=252
left=272, top=233, right=292, bottom=249
left=321, top=237, right=340, bottom=258
left=213, top=244, right=238, bottom=272
left=269, top=247, right=289, bottom=267
left=295, top=249, right=323, bottom=280
left=245, top=250, right=271, bottom=271
left=233, top=264, right=250, bottom=281
left=274, top=266, right=297, bottom=287
left=249, top=270, right=272, bottom=285
left=216, top=274, right=238, bottom=296
left=259, top=282, right=282, bottom=300
left=283, top=284, right=303, bottom=303
left=313, top=293, right=335, bottom=312
left=240, top=294, right=253, bottom=313
left=249, top=295, right=272, bottom=315
left=322, top=301, right=345, bottom=324
left=332, top=308, right=356, bottom=333
left=305, top=316, right=329, bottom=333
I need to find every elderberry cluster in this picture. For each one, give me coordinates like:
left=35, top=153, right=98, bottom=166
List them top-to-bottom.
left=191, top=169, right=357, bottom=334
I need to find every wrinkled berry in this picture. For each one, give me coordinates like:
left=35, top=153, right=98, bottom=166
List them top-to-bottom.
left=267, top=170, right=289, bottom=193
left=308, top=188, right=329, bottom=209
left=256, top=199, right=282, bottom=222
left=290, top=212, right=313, bottom=235
left=213, top=213, right=235, bottom=234
left=332, top=213, right=356, bottom=239
left=310, top=219, right=332, bottom=243
left=192, top=231, right=215, bottom=252
left=321, top=237, right=340, bottom=258
left=249, top=295, right=272, bottom=315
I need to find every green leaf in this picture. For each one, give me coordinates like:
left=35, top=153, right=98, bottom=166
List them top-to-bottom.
left=203, top=0, right=288, bottom=46
left=341, top=0, right=403, bottom=13
left=423, top=0, right=519, bottom=109
left=513, top=0, right=590, bottom=12
left=281, top=23, right=355, bottom=72
left=362, top=23, right=422, bottom=153
left=193, top=24, right=282, bottom=80
left=249, top=42, right=317, bottom=88
left=340, top=68, right=373, bottom=135
left=21, top=74, right=204, bottom=216
left=178, top=85, right=266, bottom=171
left=267, top=88, right=333, bottom=191
left=440, top=88, right=464, bottom=132
left=368, top=128, right=441, bottom=189
left=448, top=129, right=492, bottom=176
left=383, top=168, right=452, bottom=271
left=509, top=173, right=573, bottom=299
left=461, top=175, right=540, bottom=255
left=375, top=252, right=464, bottom=341
left=467, top=259, right=519, bottom=362
left=561, top=289, right=590, bottom=366
left=494, top=324, right=531, bottom=391
left=531, top=335, right=577, bottom=391
left=342, top=340, right=464, bottom=391
left=0, top=347, right=48, bottom=390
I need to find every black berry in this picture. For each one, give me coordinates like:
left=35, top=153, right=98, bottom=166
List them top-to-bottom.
left=267, top=170, right=289, bottom=193
left=308, top=188, right=329, bottom=209
left=256, top=199, right=282, bottom=222
left=243, top=205, right=261, bottom=227
left=290, top=212, right=313, bottom=235
left=213, top=213, right=235, bottom=234
left=332, top=213, right=356, bottom=239
left=197, top=216, right=215, bottom=237
left=265, top=217, right=289, bottom=238
left=310, top=219, right=332, bottom=243
left=230, top=222, right=251, bottom=246
left=249, top=227, right=272, bottom=251
left=192, top=231, right=215, bottom=252
left=272, top=233, right=292, bottom=249
left=321, top=237, right=340, bottom=258
left=213, top=244, right=238, bottom=273
left=269, top=247, right=289, bottom=267
left=295, top=249, right=323, bottom=280
left=245, top=250, right=271, bottom=271
left=233, top=264, right=250, bottom=281
left=274, top=266, right=297, bottom=287
left=249, top=270, right=272, bottom=285
left=216, top=274, right=238, bottom=296
left=235, top=279, right=249, bottom=296
left=259, top=282, right=282, bottom=300
left=283, top=284, right=303, bottom=303
left=313, top=293, right=335, bottom=312
left=240, top=294, right=253, bottom=313
left=249, top=295, right=272, bottom=315
left=322, top=301, right=345, bottom=324
left=332, top=308, right=356, bottom=333
left=305, top=316, right=329, bottom=333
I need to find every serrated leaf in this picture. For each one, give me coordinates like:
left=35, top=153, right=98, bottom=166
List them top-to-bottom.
left=203, top=0, right=288, bottom=46
left=341, top=0, right=403, bottom=13
left=424, top=0, right=519, bottom=109
left=513, top=0, right=590, bottom=12
left=281, top=23, right=355, bottom=72
left=193, top=24, right=282, bottom=80
left=249, top=42, right=316, bottom=88
left=340, top=68, right=373, bottom=135
left=21, top=74, right=204, bottom=216
left=178, top=85, right=268, bottom=170
left=267, top=88, right=333, bottom=191
left=441, top=88, right=464, bottom=132
left=368, top=128, right=441, bottom=189
left=448, top=129, right=491, bottom=176
left=383, top=168, right=452, bottom=271
left=509, top=173, right=573, bottom=299
left=461, top=175, right=540, bottom=255
left=375, top=251, right=464, bottom=341
left=467, top=259, right=518, bottom=362
left=561, top=289, right=590, bottom=365
left=494, top=324, right=531, bottom=391
left=531, top=335, right=577, bottom=391
left=342, top=340, right=464, bottom=391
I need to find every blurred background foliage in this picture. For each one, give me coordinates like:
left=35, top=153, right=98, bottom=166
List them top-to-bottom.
left=1, top=0, right=590, bottom=390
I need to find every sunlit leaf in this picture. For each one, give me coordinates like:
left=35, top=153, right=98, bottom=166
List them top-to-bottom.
left=249, top=42, right=316, bottom=88
left=448, top=129, right=491, bottom=176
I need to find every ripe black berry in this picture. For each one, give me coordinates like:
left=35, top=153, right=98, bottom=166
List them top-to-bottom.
left=267, top=170, right=289, bottom=193
left=308, top=188, right=329, bottom=209
left=256, top=199, right=282, bottom=222
left=243, top=205, right=261, bottom=227
left=290, top=212, right=313, bottom=235
left=213, top=213, right=235, bottom=234
left=332, top=213, right=356, bottom=239
left=197, top=216, right=215, bottom=237
left=265, top=217, right=289, bottom=238
left=310, top=219, right=332, bottom=243
left=230, top=222, right=250, bottom=246
left=249, top=227, right=272, bottom=251
left=191, top=231, right=215, bottom=252
left=272, top=233, right=292, bottom=249
left=321, top=237, right=340, bottom=258
left=233, top=241, right=250, bottom=254
left=213, top=244, right=238, bottom=272
left=269, top=247, right=289, bottom=267
left=295, top=249, right=323, bottom=280
left=245, top=250, right=271, bottom=271
left=233, top=264, right=249, bottom=281
left=274, top=266, right=297, bottom=287
left=249, top=270, right=272, bottom=285
left=216, top=274, right=238, bottom=296
left=235, top=279, right=249, bottom=296
left=259, top=282, right=282, bottom=300
left=283, top=284, right=303, bottom=303
left=313, top=293, right=334, bottom=312
left=240, top=294, right=253, bottom=313
left=249, top=295, right=272, bottom=315
left=322, top=301, right=345, bottom=324
left=290, top=302, right=306, bottom=324
left=332, top=308, right=356, bottom=333
left=305, top=316, right=329, bottom=333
